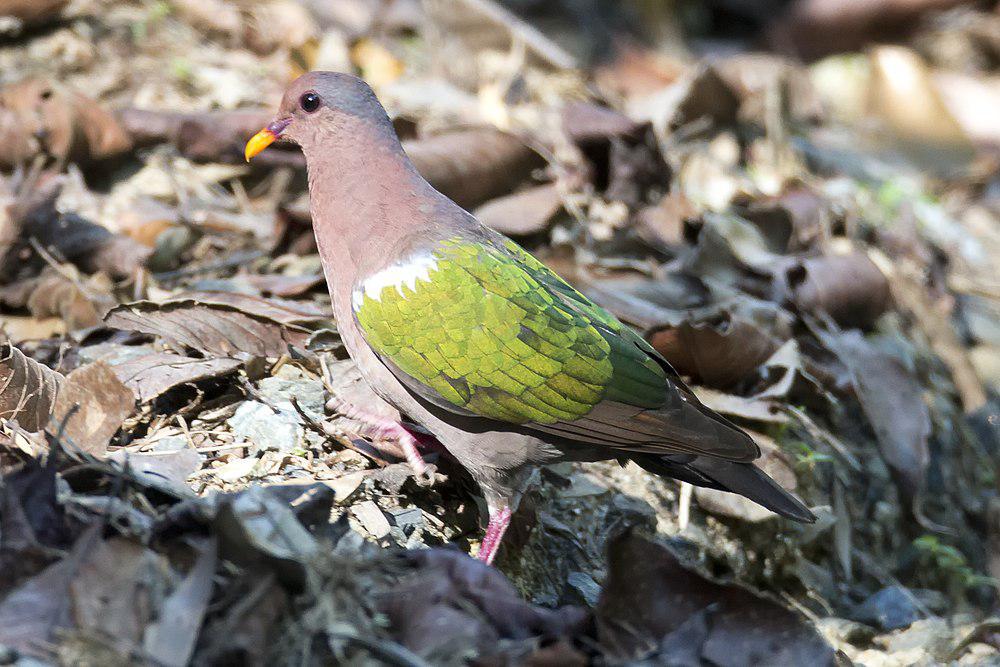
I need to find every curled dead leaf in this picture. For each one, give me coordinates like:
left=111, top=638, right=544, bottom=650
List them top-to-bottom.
left=0, top=0, right=69, bottom=28
left=0, top=79, right=131, bottom=168
left=405, top=129, right=546, bottom=210
left=473, top=183, right=564, bottom=237
left=776, top=252, right=892, bottom=329
left=26, top=267, right=114, bottom=331
left=105, top=292, right=326, bottom=359
left=649, top=312, right=780, bottom=389
left=818, top=329, right=930, bottom=500
left=0, top=342, right=63, bottom=432
left=106, top=351, right=242, bottom=404
left=50, top=361, right=135, bottom=457
left=596, top=531, right=835, bottom=664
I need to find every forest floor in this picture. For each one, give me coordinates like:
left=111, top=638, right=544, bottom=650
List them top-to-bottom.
left=0, top=0, right=998, bottom=665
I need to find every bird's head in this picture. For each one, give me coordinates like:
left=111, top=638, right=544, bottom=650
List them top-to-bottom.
left=244, top=71, right=390, bottom=161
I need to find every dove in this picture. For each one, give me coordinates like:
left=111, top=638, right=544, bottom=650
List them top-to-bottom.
left=245, top=72, right=815, bottom=564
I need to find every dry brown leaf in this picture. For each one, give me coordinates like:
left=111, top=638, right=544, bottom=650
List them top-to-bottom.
left=0, top=0, right=68, bottom=28
left=423, top=0, right=575, bottom=71
left=768, top=0, right=971, bottom=60
left=593, top=44, right=684, bottom=101
left=0, top=79, right=131, bottom=168
left=561, top=101, right=644, bottom=147
left=405, top=129, right=545, bottom=210
left=5, top=176, right=151, bottom=280
left=473, top=183, right=563, bottom=237
left=635, top=191, right=694, bottom=252
left=775, top=252, right=892, bottom=329
left=25, top=268, right=114, bottom=331
left=241, top=273, right=325, bottom=298
left=171, top=290, right=328, bottom=322
left=104, top=294, right=322, bottom=359
left=649, top=313, right=780, bottom=389
left=818, top=329, right=930, bottom=500
left=0, top=343, right=63, bottom=432
left=107, top=352, right=242, bottom=403
left=51, top=361, right=135, bottom=457
left=0, top=524, right=100, bottom=658
left=596, top=531, right=835, bottom=664
left=70, top=537, right=165, bottom=658
left=142, top=539, right=217, bottom=667
left=382, top=549, right=587, bottom=661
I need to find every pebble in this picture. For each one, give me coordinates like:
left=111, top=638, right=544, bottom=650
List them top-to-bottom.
left=352, top=501, right=392, bottom=539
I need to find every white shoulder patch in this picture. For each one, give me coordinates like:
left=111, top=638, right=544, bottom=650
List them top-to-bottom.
left=352, top=253, right=439, bottom=310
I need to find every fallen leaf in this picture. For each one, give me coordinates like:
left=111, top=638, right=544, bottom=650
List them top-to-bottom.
left=0, top=0, right=69, bottom=28
left=423, top=0, right=575, bottom=70
left=768, top=0, right=973, bottom=61
left=628, top=64, right=740, bottom=137
left=0, top=79, right=132, bottom=168
left=561, top=101, right=645, bottom=147
left=405, top=129, right=546, bottom=210
left=9, top=177, right=151, bottom=279
left=473, top=183, right=563, bottom=237
left=635, top=191, right=695, bottom=252
left=776, top=252, right=892, bottom=329
left=26, top=267, right=114, bottom=331
left=241, top=273, right=325, bottom=297
left=104, top=295, right=320, bottom=359
left=649, top=311, right=780, bottom=389
left=818, top=329, right=930, bottom=500
left=0, top=342, right=63, bottom=432
left=106, top=351, right=242, bottom=403
left=50, top=361, right=135, bottom=457
left=108, top=439, right=201, bottom=492
left=0, top=455, right=70, bottom=588
left=0, top=523, right=101, bottom=658
left=596, top=531, right=835, bottom=664
left=70, top=536, right=166, bottom=658
left=143, top=538, right=217, bottom=667
left=381, top=549, right=587, bottom=661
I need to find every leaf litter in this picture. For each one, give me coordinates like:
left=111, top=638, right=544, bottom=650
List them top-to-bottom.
left=0, top=0, right=998, bottom=664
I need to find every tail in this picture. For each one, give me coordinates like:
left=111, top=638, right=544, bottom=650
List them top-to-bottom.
left=633, top=454, right=816, bottom=523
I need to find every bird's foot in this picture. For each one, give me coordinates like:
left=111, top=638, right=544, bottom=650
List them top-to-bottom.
left=328, top=397, right=435, bottom=484
left=376, top=420, right=436, bottom=486
left=477, top=506, right=512, bottom=566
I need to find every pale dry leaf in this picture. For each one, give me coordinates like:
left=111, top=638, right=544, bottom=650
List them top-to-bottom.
left=405, top=129, right=545, bottom=210
left=473, top=183, right=563, bottom=237
left=104, top=295, right=322, bottom=359
left=649, top=312, right=780, bottom=389
left=0, top=342, right=63, bottom=432
left=107, top=352, right=242, bottom=403
left=50, top=361, right=135, bottom=457
left=143, top=538, right=217, bottom=667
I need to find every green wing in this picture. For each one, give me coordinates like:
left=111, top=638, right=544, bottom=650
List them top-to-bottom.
left=354, top=235, right=756, bottom=460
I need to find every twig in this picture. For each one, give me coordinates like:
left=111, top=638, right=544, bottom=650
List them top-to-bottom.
left=325, top=631, right=433, bottom=667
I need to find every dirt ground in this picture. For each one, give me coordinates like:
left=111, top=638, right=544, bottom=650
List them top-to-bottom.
left=0, top=0, right=998, bottom=665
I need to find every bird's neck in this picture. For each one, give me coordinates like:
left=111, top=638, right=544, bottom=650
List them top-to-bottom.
left=302, top=128, right=442, bottom=314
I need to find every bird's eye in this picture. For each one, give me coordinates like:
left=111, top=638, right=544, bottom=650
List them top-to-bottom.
left=300, top=92, right=320, bottom=113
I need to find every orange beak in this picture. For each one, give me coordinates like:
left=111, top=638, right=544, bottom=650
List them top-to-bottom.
left=244, top=118, right=292, bottom=161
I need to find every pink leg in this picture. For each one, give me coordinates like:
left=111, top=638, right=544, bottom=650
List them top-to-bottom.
left=328, top=398, right=429, bottom=478
left=477, top=507, right=512, bottom=566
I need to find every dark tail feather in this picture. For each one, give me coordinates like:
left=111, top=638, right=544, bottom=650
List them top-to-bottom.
left=634, top=454, right=816, bottom=523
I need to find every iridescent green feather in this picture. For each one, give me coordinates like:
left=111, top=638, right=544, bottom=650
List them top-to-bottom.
left=354, top=236, right=667, bottom=425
